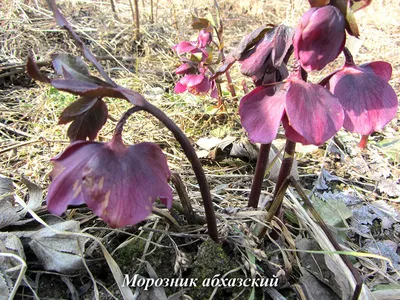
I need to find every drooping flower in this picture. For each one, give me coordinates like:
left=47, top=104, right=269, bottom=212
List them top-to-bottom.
left=294, top=5, right=346, bottom=71
left=213, top=25, right=294, bottom=85
left=239, top=25, right=294, bottom=85
left=326, top=51, right=398, bottom=138
left=174, top=66, right=217, bottom=98
left=239, top=69, right=344, bottom=145
left=47, top=135, right=172, bottom=227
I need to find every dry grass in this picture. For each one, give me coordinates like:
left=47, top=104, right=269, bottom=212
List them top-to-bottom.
left=1, top=0, right=399, bottom=299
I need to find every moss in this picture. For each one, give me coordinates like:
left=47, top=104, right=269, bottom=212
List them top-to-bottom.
left=115, top=233, right=175, bottom=279
left=189, top=239, right=248, bottom=300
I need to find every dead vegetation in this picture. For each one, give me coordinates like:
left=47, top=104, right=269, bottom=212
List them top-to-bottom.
left=0, top=0, right=399, bottom=299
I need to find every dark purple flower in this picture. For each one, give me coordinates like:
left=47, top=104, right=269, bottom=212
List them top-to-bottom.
left=294, top=5, right=346, bottom=71
left=239, top=25, right=294, bottom=85
left=327, top=59, right=398, bottom=136
left=239, top=71, right=344, bottom=145
left=47, top=135, right=172, bottom=227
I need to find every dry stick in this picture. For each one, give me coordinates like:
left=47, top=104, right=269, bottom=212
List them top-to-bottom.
left=109, top=0, right=119, bottom=21
left=133, top=0, right=140, bottom=41
left=150, top=0, right=154, bottom=23
left=213, top=0, right=236, bottom=99
left=0, top=57, right=135, bottom=79
left=142, top=101, right=219, bottom=243
left=247, top=143, right=271, bottom=208
left=170, top=173, right=199, bottom=224
left=288, top=176, right=363, bottom=300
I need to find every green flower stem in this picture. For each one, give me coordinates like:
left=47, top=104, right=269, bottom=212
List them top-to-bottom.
left=143, top=101, right=219, bottom=243
left=247, top=143, right=271, bottom=208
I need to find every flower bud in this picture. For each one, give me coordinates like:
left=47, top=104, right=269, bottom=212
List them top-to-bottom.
left=294, top=5, right=346, bottom=71
left=197, top=29, right=212, bottom=48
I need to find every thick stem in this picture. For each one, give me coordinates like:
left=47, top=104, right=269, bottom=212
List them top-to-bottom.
left=343, top=47, right=355, bottom=66
left=225, top=70, right=237, bottom=98
left=143, top=101, right=219, bottom=242
left=114, top=106, right=143, bottom=139
left=266, top=139, right=296, bottom=216
left=247, top=143, right=271, bottom=208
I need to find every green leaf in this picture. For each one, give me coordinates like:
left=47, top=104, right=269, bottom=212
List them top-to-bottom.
left=350, top=0, right=372, bottom=12
left=205, top=12, right=216, bottom=27
left=375, top=137, right=400, bottom=163
left=311, top=194, right=352, bottom=227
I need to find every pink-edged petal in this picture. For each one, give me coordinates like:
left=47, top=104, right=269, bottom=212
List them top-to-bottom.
left=174, top=41, right=198, bottom=55
left=360, top=61, right=392, bottom=82
left=329, top=66, right=398, bottom=135
left=180, top=74, right=205, bottom=87
left=286, top=80, right=344, bottom=145
left=174, top=81, right=187, bottom=93
left=239, top=85, right=286, bottom=144
left=281, top=114, right=311, bottom=145
left=47, top=141, right=103, bottom=215
left=81, top=142, right=172, bottom=227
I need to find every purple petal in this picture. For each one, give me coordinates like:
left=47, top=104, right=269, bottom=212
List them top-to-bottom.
left=294, top=6, right=346, bottom=71
left=174, top=41, right=198, bottom=55
left=360, top=61, right=392, bottom=82
left=175, top=63, right=194, bottom=75
left=329, top=66, right=398, bottom=135
left=180, top=74, right=205, bottom=87
left=193, top=76, right=210, bottom=94
left=286, top=80, right=344, bottom=145
left=174, top=81, right=187, bottom=93
left=239, top=85, right=286, bottom=144
left=282, top=114, right=311, bottom=145
left=47, top=141, right=103, bottom=215
left=81, top=141, right=172, bottom=227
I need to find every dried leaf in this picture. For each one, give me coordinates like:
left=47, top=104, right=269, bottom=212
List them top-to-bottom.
left=52, top=53, right=90, bottom=78
left=0, top=176, right=21, bottom=229
left=21, top=176, right=43, bottom=211
left=28, top=220, right=86, bottom=273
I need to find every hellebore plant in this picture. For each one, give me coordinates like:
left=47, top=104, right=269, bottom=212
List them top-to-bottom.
left=28, top=0, right=218, bottom=242
left=213, top=0, right=398, bottom=217
left=173, top=9, right=237, bottom=107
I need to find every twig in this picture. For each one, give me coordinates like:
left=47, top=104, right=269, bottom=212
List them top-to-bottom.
left=0, top=122, right=35, bottom=138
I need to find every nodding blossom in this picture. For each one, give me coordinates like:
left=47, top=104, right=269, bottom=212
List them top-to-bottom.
left=47, top=134, right=172, bottom=227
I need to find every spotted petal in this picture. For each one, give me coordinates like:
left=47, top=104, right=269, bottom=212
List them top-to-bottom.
left=286, top=80, right=344, bottom=145
left=239, top=85, right=286, bottom=144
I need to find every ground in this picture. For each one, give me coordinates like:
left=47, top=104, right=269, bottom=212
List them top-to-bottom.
left=0, top=0, right=399, bottom=299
